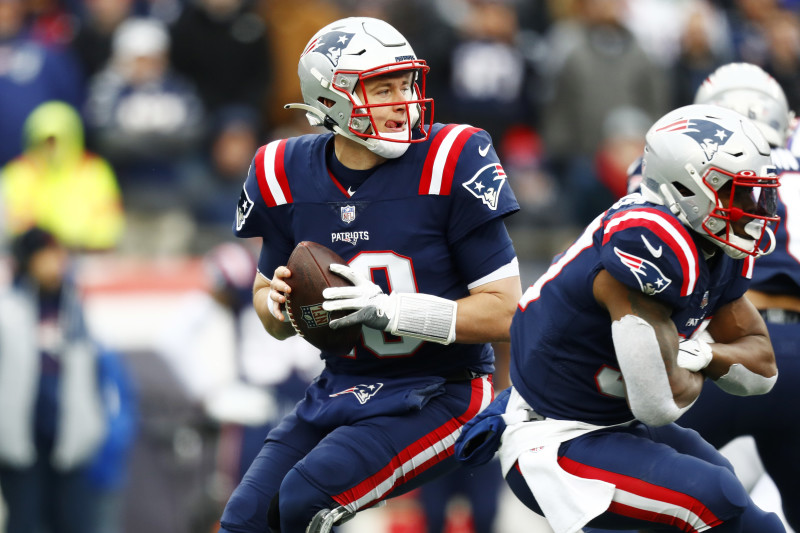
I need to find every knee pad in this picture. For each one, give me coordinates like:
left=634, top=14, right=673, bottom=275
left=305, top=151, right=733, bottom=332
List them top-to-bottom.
left=700, top=466, right=749, bottom=523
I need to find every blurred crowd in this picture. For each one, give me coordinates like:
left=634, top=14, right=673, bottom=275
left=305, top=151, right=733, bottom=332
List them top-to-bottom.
left=0, top=0, right=799, bottom=532
left=2, top=0, right=800, bottom=257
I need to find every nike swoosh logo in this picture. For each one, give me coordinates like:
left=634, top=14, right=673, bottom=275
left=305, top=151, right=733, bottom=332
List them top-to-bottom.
left=478, top=144, right=491, bottom=157
left=347, top=187, right=355, bottom=196
left=641, top=235, right=663, bottom=258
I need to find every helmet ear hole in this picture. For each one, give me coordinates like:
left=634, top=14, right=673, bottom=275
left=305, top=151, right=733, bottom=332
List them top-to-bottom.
left=672, top=182, right=693, bottom=197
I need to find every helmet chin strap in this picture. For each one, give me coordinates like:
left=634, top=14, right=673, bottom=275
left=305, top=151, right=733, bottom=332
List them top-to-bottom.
left=756, top=225, right=777, bottom=257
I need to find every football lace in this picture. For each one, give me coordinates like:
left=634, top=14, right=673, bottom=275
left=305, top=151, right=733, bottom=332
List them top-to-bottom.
left=284, top=296, right=304, bottom=337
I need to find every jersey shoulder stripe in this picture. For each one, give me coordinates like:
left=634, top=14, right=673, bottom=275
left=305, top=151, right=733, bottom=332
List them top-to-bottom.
left=420, top=124, right=480, bottom=195
left=254, top=139, right=293, bottom=207
left=603, top=207, right=700, bottom=296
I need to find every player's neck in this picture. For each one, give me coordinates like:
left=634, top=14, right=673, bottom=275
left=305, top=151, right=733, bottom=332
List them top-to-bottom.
left=333, top=135, right=386, bottom=170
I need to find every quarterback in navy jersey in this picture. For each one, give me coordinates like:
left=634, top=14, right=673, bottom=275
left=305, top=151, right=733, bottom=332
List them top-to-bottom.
left=218, top=17, right=521, bottom=533
left=666, top=63, right=800, bottom=529
left=457, top=104, right=784, bottom=532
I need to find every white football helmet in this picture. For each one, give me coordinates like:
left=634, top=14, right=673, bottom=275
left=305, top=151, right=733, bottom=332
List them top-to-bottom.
left=286, top=17, right=433, bottom=159
left=694, top=62, right=792, bottom=147
left=641, top=104, right=780, bottom=259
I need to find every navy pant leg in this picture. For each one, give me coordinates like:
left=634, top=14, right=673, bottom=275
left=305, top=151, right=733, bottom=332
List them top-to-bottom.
left=276, top=379, right=487, bottom=532
left=219, top=410, right=324, bottom=533
left=504, top=422, right=785, bottom=532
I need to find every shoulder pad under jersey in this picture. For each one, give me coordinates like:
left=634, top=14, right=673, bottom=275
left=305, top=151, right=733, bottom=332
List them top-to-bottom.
left=418, top=124, right=519, bottom=240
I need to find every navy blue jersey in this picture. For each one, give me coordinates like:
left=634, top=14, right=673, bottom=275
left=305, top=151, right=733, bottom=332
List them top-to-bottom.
left=234, top=123, right=519, bottom=379
left=750, top=134, right=800, bottom=296
left=510, top=193, right=754, bottom=426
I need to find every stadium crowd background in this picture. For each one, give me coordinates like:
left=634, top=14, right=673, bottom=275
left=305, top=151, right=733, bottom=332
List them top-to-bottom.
left=0, top=0, right=797, bottom=532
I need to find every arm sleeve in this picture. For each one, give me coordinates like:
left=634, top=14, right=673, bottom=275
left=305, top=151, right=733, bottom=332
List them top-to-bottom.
left=450, top=218, right=518, bottom=287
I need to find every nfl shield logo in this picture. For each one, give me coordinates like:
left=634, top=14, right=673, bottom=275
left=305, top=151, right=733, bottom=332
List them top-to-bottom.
left=341, top=205, right=356, bottom=224
left=300, top=303, right=329, bottom=329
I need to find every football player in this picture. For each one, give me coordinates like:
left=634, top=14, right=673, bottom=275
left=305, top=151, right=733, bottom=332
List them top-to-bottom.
left=218, top=17, right=522, bottom=533
left=669, top=62, right=799, bottom=529
left=456, top=104, right=785, bottom=531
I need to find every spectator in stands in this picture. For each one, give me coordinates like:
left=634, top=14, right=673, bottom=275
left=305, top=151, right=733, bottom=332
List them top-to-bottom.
left=0, top=0, right=84, bottom=166
left=27, top=0, right=76, bottom=48
left=71, top=0, right=135, bottom=79
left=169, top=0, right=271, bottom=118
left=253, top=0, right=343, bottom=130
left=434, top=0, right=541, bottom=143
left=540, top=0, right=670, bottom=224
left=727, top=0, right=781, bottom=65
left=670, top=1, right=734, bottom=107
left=761, top=8, right=800, bottom=111
left=84, top=16, right=205, bottom=255
left=1, top=101, right=125, bottom=251
left=184, top=105, right=262, bottom=249
left=0, top=227, right=135, bottom=533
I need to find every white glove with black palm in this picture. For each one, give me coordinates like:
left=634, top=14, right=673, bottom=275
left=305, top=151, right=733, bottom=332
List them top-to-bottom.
left=322, top=264, right=457, bottom=344
left=322, top=264, right=393, bottom=331
left=677, top=338, right=714, bottom=372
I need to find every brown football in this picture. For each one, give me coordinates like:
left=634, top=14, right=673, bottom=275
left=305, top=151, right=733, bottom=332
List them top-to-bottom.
left=284, top=241, right=361, bottom=355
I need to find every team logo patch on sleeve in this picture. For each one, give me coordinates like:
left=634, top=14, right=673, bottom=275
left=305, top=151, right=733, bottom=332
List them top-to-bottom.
left=462, top=163, right=507, bottom=210
left=236, top=187, right=254, bottom=231
left=614, top=247, right=672, bottom=295
left=329, top=383, right=384, bottom=404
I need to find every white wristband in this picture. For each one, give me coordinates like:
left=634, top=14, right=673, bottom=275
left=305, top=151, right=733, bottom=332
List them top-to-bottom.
left=387, top=293, right=457, bottom=345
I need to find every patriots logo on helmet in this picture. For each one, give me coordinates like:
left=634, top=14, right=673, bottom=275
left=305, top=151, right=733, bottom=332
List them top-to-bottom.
left=303, top=31, right=355, bottom=67
left=656, top=118, right=733, bottom=161
left=463, top=163, right=507, bottom=210
left=236, top=187, right=254, bottom=231
left=614, top=247, right=672, bottom=295
left=329, top=383, right=384, bottom=405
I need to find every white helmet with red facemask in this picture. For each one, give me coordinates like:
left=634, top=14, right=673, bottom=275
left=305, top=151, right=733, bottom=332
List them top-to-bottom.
left=286, top=17, right=433, bottom=159
left=641, top=104, right=780, bottom=259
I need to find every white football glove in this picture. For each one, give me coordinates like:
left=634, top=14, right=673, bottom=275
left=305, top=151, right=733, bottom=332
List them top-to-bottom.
left=322, top=264, right=393, bottom=331
left=322, top=264, right=457, bottom=344
left=677, top=338, right=713, bottom=372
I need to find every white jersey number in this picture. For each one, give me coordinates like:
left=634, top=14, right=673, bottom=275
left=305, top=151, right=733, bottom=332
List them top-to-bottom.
left=779, top=171, right=800, bottom=263
left=348, top=252, right=424, bottom=357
